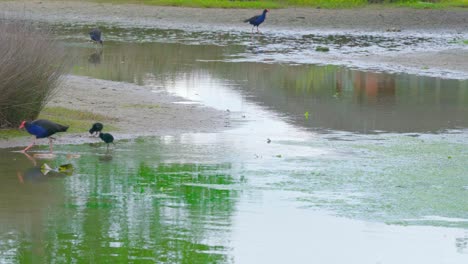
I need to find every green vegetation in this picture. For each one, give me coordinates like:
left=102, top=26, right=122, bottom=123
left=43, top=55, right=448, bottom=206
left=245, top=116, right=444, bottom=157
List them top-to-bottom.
left=90, top=0, right=467, bottom=8
left=91, top=0, right=366, bottom=8
left=92, top=0, right=282, bottom=8
left=392, top=0, right=468, bottom=8
left=315, top=46, right=330, bottom=52
left=123, top=103, right=161, bottom=109
left=0, top=106, right=117, bottom=139
left=39, top=107, right=117, bottom=133
left=0, top=128, right=25, bottom=139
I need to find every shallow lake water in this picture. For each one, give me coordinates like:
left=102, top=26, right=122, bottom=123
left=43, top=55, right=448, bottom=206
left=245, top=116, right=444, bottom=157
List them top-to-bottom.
left=1, top=24, right=468, bottom=263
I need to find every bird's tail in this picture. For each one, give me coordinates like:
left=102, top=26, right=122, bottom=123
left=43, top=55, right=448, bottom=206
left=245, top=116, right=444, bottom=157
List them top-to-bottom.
left=243, top=19, right=250, bottom=23
left=60, top=125, right=69, bottom=132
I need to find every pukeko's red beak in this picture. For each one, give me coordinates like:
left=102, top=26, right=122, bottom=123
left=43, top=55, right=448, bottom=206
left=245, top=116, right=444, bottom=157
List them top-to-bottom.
left=19, top=121, right=26, bottom=129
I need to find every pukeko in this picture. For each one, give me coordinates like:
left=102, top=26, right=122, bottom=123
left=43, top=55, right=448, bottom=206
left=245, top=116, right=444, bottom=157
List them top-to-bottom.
left=244, top=9, right=269, bottom=33
left=89, top=28, right=103, bottom=46
left=19, top=119, right=69, bottom=153
left=89, top=122, right=103, bottom=136
left=99, top=132, right=114, bottom=151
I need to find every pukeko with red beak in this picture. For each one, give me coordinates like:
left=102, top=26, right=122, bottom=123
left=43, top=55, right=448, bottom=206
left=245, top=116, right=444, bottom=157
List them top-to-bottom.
left=244, top=9, right=269, bottom=33
left=89, top=28, right=103, bottom=46
left=19, top=119, right=69, bottom=153
left=89, top=122, right=103, bottom=136
left=99, top=132, right=114, bottom=151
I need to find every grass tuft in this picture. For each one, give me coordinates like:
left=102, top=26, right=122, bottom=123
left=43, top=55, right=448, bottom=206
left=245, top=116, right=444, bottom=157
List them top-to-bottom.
left=89, top=0, right=467, bottom=8
left=91, top=0, right=366, bottom=8
left=391, top=0, right=468, bottom=8
left=0, top=20, right=68, bottom=128
left=122, top=103, right=161, bottom=109
left=0, top=107, right=118, bottom=139
left=38, top=107, right=118, bottom=133
left=0, top=128, right=26, bottom=140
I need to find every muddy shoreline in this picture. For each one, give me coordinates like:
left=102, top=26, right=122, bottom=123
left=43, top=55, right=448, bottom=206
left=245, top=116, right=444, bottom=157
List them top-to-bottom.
left=0, top=0, right=467, bottom=149
left=1, top=1, right=467, bottom=78
left=1, top=1, right=467, bottom=32
left=0, top=75, right=231, bottom=150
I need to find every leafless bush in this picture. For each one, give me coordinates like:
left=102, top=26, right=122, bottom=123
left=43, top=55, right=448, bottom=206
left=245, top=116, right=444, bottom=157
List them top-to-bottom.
left=0, top=20, right=67, bottom=128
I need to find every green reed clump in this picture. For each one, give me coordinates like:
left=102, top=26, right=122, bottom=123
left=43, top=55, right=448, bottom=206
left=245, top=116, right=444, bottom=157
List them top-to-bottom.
left=92, top=0, right=467, bottom=8
left=93, top=0, right=366, bottom=8
left=282, top=0, right=367, bottom=8
left=0, top=20, right=67, bottom=128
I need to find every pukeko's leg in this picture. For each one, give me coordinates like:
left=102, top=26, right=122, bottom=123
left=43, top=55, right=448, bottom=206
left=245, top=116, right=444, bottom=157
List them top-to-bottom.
left=21, top=137, right=36, bottom=153
left=48, top=137, right=54, bottom=153
left=22, top=152, right=37, bottom=166
left=17, top=172, right=24, bottom=184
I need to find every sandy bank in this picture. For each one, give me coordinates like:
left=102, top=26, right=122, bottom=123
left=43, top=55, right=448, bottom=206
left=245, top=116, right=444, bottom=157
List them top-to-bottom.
left=0, top=75, right=231, bottom=150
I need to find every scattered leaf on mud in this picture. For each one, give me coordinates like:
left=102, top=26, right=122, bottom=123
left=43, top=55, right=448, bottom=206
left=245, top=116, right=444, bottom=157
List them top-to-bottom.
left=315, top=46, right=330, bottom=52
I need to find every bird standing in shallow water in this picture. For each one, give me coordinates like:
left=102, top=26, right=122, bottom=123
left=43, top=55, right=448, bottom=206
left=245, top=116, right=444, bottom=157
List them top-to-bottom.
left=244, top=9, right=269, bottom=33
left=89, top=28, right=103, bottom=47
left=19, top=119, right=68, bottom=153
left=89, top=122, right=103, bottom=137
left=99, top=132, right=114, bottom=151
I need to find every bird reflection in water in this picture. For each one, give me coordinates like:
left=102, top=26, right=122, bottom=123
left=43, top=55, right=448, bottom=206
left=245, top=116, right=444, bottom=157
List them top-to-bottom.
left=88, top=49, right=103, bottom=65
left=17, top=152, right=74, bottom=184
left=99, top=154, right=113, bottom=162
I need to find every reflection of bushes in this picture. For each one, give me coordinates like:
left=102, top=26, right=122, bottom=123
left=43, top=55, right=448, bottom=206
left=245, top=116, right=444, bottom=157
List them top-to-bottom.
left=0, top=21, right=67, bottom=128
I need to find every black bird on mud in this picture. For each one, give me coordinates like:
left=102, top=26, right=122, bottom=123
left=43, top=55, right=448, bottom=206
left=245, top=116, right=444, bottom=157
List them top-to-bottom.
left=244, top=9, right=269, bottom=33
left=89, top=28, right=103, bottom=46
left=19, top=119, right=69, bottom=153
left=89, top=122, right=103, bottom=136
left=99, top=132, right=114, bottom=151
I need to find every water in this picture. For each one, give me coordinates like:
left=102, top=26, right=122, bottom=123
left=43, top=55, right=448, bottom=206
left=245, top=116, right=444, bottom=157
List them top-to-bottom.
left=1, top=24, right=468, bottom=263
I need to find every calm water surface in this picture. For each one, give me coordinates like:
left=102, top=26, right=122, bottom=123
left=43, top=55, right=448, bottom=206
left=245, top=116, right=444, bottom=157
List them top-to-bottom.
left=0, top=24, right=467, bottom=263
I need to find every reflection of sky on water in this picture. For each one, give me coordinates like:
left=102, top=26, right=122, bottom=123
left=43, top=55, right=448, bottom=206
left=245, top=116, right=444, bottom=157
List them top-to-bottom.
left=69, top=38, right=468, bottom=134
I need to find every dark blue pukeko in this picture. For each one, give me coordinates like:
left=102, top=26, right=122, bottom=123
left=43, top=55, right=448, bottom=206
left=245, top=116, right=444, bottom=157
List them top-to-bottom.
left=244, top=9, right=269, bottom=33
left=89, top=28, right=103, bottom=46
left=19, top=119, right=69, bottom=153
left=89, top=122, right=103, bottom=136
left=99, top=132, right=114, bottom=151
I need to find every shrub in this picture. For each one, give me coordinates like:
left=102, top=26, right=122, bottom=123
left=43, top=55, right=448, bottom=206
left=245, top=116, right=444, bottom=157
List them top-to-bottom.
left=0, top=20, right=67, bottom=128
